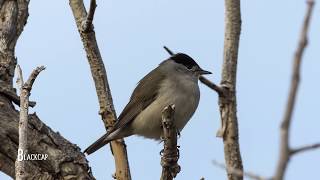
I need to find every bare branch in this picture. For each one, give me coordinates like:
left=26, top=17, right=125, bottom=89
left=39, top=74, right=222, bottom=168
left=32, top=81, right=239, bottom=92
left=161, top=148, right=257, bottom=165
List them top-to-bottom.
left=69, top=0, right=131, bottom=179
left=82, top=0, right=97, bottom=32
left=218, top=0, right=243, bottom=179
left=274, top=1, right=315, bottom=180
left=162, top=46, right=225, bottom=96
left=163, top=46, right=175, bottom=56
left=15, top=65, right=23, bottom=92
left=15, top=66, right=44, bottom=180
left=23, top=66, right=45, bottom=90
left=199, top=76, right=225, bottom=96
left=0, top=87, right=36, bottom=107
left=160, top=105, right=181, bottom=180
left=290, top=143, right=320, bottom=155
left=212, top=160, right=269, bottom=180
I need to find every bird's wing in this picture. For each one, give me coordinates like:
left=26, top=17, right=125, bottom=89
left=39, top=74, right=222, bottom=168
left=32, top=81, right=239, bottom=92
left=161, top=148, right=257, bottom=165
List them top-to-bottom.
left=110, top=66, right=166, bottom=132
left=84, top=67, right=166, bottom=154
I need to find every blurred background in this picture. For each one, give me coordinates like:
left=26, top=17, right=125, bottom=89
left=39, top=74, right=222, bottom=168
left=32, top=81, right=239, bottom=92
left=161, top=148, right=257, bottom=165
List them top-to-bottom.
left=1, top=0, right=319, bottom=179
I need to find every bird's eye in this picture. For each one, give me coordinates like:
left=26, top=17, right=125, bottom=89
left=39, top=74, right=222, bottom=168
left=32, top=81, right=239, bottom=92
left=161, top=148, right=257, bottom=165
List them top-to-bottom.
left=189, top=66, right=196, bottom=71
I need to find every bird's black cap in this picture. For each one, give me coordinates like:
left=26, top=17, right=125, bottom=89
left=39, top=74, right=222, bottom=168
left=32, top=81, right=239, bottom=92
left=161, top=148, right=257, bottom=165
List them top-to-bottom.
left=170, top=53, right=199, bottom=69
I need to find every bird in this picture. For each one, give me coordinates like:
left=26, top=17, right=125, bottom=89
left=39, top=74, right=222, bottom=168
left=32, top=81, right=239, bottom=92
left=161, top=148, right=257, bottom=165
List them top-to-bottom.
left=84, top=52, right=211, bottom=155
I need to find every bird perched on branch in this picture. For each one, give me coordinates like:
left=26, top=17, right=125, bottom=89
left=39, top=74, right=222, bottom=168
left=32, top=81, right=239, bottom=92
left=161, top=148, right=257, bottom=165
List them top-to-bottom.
left=84, top=51, right=211, bottom=155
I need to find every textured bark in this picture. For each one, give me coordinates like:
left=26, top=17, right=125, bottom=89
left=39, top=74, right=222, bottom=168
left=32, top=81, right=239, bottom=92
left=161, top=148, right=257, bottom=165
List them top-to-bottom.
left=0, top=0, right=95, bottom=179
left=0, top=0, right=18, bottom=89
left=68, top=0, right=131, bottom=179
left=217, top=0, right=243, bottom=180
left=0, top=96, right=95, bottom=179
left=160, top=105, right=180, bottom=180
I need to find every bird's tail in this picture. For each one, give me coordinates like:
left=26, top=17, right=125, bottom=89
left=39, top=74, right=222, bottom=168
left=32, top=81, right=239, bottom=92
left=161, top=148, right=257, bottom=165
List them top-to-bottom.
left=84, top=133, right=111, bottom=155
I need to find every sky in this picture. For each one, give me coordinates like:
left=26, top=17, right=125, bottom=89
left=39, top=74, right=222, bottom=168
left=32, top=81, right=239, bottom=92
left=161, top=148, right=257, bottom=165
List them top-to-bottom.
left=1, top=0, right=320, bottom=179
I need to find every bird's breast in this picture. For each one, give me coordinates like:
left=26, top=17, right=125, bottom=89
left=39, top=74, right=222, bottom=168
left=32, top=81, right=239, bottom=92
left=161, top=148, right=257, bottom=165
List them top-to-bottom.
left=131, top=77, right=200, bottom=140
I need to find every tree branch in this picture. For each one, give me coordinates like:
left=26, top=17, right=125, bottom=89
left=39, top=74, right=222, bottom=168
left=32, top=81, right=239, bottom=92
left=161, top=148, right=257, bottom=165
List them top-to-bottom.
left=0, top=0, right=95, bottom=179
left=69, top=0, right=131, bottom=179
left=82, top=0, right=96, bottom=32
left=218, top=0, right=243, bottom=179
left=274, top=1, right=315, bottom=180
left=162, top=46, right=224, bottom=96
left=163, top=46, right=174, bottom=56
left=15, top=65, right=45, bottom=180
left=199, top=76, right=225, bottom=97
left=0, top=87, right=36, bottom=107
left=0, top=98, right=96, bottom=179
left=160, top=105, right=181, bottom=180
left=290, top=143, right=320, bottom=155
left=212, top=160, right=269, bottom=180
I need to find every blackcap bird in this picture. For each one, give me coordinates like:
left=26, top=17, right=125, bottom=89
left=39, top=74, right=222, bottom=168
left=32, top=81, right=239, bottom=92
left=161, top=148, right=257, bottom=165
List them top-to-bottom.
left=84, top=53, right=211, bottom=155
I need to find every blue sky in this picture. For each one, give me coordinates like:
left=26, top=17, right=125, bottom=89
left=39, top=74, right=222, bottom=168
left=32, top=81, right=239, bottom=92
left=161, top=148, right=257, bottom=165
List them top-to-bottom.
left=1, top=0, right=320, bottom=179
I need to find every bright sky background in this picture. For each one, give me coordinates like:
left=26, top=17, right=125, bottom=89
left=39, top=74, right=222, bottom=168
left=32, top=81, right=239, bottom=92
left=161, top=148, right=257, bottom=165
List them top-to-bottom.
left=1, top=0, right=320, bottom=179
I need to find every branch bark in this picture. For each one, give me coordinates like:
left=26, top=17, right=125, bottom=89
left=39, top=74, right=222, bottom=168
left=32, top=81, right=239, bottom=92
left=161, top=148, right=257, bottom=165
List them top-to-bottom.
left=0, top=0, right=95, bottom=179
left=69, top=0, right=131, bottom=179
left=82, top=0, right=96, bottom=32
left=217, top=0, right=243, bottom=179
left=274, top=1, right=315, bottom=180
left=15, top=65, right=45, bottom=180
left=199, top=76, right=225, bottom=97
left=0, top=86, right=36, bottom=107
left=0, top=105, right=96, bottom=179
left=160, top=105, right=180, bottom=180
left=290, top=143, right=320, bottom=155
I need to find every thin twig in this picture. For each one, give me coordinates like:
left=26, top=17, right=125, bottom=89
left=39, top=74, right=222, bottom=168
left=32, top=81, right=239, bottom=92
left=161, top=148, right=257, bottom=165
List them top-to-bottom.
left=82, top=0, right=97, bottom=32
left=274, top=1, right=315, bottom=180
left=162, top=46, right=224, bottom=96
left=163, top=46, right=175, bottom=56
left=15, top=66, right=45, bottom=180
left=199, top=76, right=225, bottom=96
left=160, top=105, right=180, bottom=180
left=291, top=142, right=320, bottom=155
left=212, top=160, right=269, bottom=180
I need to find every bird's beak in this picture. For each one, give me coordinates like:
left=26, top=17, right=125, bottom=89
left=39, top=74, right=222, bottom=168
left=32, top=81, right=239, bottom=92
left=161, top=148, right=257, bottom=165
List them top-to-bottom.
left=198, top=68, right=212, bottom=75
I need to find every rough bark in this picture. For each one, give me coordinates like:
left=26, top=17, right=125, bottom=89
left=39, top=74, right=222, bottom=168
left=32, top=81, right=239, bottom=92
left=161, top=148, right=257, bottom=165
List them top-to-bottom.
left=0, top=0, right=95, bottom=179
left=68, top=0, right=131, bottom=179
left=217, top=0, right=243, bottom=179
left=0, top=97, right=95, bottom=179
left=160, top=105, right=180, bottom=180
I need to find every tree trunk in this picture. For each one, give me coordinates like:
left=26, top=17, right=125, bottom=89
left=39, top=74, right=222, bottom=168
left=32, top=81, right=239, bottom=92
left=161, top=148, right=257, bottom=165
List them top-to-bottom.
left=0, top=0, right=95, bottom=179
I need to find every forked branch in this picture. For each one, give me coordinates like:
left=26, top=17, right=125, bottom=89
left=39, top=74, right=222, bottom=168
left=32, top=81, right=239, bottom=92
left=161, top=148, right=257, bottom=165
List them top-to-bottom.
left=82, top=0, right=97, bottom=32
left=15, top=65, right=45, bottom=180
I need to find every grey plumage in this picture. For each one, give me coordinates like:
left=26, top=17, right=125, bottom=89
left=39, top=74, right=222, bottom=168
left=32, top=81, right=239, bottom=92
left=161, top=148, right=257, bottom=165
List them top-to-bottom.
left=84, top=53, right=211, bottom=155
